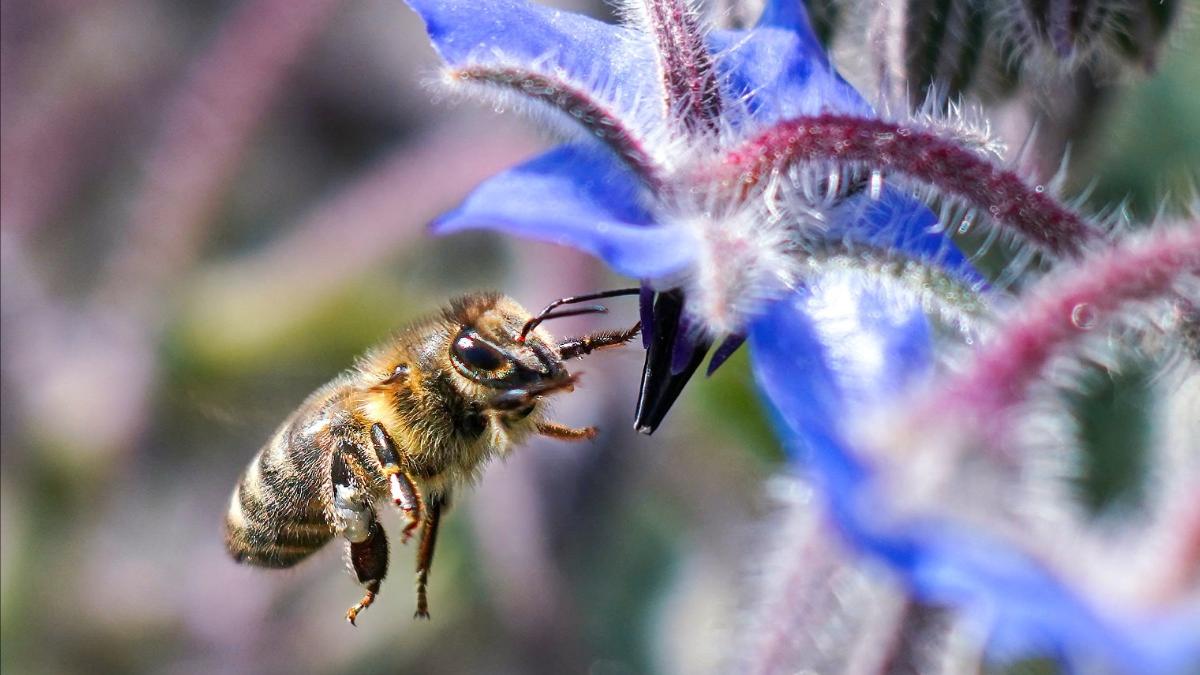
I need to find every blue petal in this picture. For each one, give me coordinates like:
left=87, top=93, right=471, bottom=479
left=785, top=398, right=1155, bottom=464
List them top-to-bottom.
left=405, top=0, right=663, bottom=128
left=756, top=0, right=827, bottom=35
left=708, top=4, right=870, bottom=126
left=433, top=144, right=695, bottom=278
left=834, top=186, right=986, bottom=287
left=753, top=274, right=934, bottom=420
left=748, top=276, right=931, bottom=500
left=749, top=280, right=1199, bottom=673
left=706, top=333, right=747, bottom=376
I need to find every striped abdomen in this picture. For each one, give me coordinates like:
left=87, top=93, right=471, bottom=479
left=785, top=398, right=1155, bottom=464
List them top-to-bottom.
left=224, top=403, right=340, bottom=568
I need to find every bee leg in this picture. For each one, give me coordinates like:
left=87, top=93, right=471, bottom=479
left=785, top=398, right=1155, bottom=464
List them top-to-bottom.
left=557, top=321, right=641, bottom=360
left=487, top=375, right=579, bottom=413
left=536, top=421, right=598, bottom=441
left=370, top=422, right=424, bottom=543
left=332, top=451, right=389, bottom=626
left=414, top=492, right=446, bottom=620
left=345, top=521, right=389, bottom=626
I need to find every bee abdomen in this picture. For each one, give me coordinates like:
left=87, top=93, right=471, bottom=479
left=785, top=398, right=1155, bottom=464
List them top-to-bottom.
left=225, top=426, right=333, bottom=568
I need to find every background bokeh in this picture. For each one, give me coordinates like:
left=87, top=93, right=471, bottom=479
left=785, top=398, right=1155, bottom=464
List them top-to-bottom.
left=1, top=1, right=1197, bottom=674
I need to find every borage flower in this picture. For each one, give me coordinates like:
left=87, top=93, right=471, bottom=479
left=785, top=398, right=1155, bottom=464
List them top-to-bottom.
left=402, top=0, right=1200, bottom=672
left=404, top=0, right=978, bottom=433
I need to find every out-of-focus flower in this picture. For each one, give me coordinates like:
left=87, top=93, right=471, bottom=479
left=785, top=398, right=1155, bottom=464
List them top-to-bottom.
left=751, top=235, right=1200, bottom=673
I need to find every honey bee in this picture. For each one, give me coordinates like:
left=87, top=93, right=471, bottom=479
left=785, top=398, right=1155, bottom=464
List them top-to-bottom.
left=224, top=290, right=640, bottom=624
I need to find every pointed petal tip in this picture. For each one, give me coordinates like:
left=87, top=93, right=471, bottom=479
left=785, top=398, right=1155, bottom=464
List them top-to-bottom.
left=427, top=212, right=452, bottom=233
left=633, top=290, right=715, bottom=433
left=705, top=333, right=747, bottom=376
left=634, top=342, right=711, bottom=435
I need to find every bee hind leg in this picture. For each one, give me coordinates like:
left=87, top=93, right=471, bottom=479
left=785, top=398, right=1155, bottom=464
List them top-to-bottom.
left=370, top=422, right=423, bottom=543
left=332, top=451, right=389, bottom=626
left=345, top=521, right=388, bottom=626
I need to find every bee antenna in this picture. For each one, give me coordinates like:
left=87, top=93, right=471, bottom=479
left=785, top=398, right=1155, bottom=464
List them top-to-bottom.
left=518, top=288, right=641, bottom=343
left=519, top=306, right=608, bottom=342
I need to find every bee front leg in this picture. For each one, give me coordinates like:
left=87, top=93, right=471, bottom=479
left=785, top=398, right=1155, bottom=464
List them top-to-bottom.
left=557, top=321, right=641, bottom=360
left=487, top=375, right=579, bottom=413
left=536, top=421, right=598, bottom=441
left=370, top=422, right=423, bottom=543
left=332, top=451, right=389, bottom=626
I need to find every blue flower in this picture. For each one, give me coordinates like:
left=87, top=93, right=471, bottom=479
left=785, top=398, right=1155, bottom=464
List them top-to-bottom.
left=403, top=0, right=1199, bottom=671
left=408, top=0, right=974, bottom=431
left=752, top=275, right=1200, bottom=675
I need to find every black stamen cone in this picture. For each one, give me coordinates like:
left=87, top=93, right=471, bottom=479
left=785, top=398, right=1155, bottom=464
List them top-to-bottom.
left=634, top=290, right=712, bottom=435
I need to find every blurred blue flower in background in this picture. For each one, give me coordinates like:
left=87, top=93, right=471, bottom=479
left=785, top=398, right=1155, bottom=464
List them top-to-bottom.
left=405, top=0, right=1200, bottom=672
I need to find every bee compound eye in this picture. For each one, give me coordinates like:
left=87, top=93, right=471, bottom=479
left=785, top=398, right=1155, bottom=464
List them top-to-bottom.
left=451, top=330, right=506, bottom=373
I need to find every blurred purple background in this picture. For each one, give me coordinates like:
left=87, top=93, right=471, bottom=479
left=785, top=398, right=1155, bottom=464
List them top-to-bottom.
left=2, top=1, right=1197, bottom=673
left=1, top=2, right=781, bottom=673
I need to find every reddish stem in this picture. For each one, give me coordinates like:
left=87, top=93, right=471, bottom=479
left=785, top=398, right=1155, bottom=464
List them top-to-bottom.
left=637, top=0, right=722, bottom=134
left=451, top=65, right=663, bottom=185
left=715, top=114, right=1103, bottom=256
left=940, top=225, right=1200, bottom=421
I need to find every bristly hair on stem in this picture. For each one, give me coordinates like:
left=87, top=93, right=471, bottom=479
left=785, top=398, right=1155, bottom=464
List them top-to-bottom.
left=619, top=0, right=723, bottom=134
left=443, top=64, right=666, bottom=184
left=709, top=113, right=1105, bottom=258
left=928, top=223, right=1200, bottom=430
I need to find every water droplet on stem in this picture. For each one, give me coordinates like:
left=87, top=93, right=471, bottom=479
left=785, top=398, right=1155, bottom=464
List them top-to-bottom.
left=1071, top=303, right=1097, bottom=330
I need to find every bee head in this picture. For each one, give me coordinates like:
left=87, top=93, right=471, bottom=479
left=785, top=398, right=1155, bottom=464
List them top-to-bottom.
left=445, top=294, right=571, bottom=390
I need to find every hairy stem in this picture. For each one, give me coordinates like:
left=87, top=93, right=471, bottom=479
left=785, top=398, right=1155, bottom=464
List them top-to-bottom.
left=634, top=0, right=722, bottom=134
left=1016, top=0, right=1115, bottom=59
left=450, top=65, right=663, bottom=185
left=715, top=114, right=1103, bottom=256
left=937, top=224, right=1200, bottom=422
left=741, top=499, right=867, bottom=675
left=851, top=599, right=960, bottom=675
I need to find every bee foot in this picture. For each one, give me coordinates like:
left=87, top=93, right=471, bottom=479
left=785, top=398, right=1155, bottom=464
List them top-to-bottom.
left=400, top=516, right=420, bottom=544
left=346, top=590, right=376, bottom=626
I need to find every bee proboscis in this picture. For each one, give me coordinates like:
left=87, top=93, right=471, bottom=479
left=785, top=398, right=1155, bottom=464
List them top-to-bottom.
left=224, top=290, right=640, bottom=623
